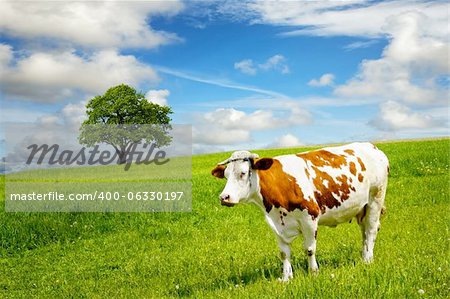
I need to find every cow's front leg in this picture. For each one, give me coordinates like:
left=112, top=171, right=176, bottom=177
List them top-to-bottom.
left=301, top=219, right=319, bottom=274
left=276, top=237, right=293, bottom=282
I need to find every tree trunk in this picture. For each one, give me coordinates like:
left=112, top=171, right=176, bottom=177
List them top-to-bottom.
left=114, top=143, right=134, bottom=165
left=117, top=146, right=127, bottom=164
left=117, top=151, right=127, bottom=164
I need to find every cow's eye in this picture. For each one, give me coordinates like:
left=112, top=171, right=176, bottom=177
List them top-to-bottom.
left=240, top=171, right=246, bottom=178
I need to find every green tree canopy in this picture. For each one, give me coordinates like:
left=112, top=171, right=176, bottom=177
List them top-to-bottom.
left=79, top=84, right=173, bottom=164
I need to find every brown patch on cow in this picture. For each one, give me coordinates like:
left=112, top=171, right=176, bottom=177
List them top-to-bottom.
left=344, top=149, right=355, bottom=155
left=297, top=150, right=348, bottom=169
left=357, top=157, right=366, bottom=171
left=253, top=158, right=274, bottom=170
left=257, top=159, right=320, bottom=218
left=349, top=162, right=357, bottom=176
left=211, top=165, right=226, bottom=178
left=311, top=166, right=355, bottom=213
left=305, top=168, right=310, bottom=179
left=358, top=173, right=364, bottom=182
left=335, top=174, right=355, bottom=198
left=349, top=177, right=353, bottom=183
left=356, top=204, right=367, bottom=225
left=280, top=251, right=287, bottom=260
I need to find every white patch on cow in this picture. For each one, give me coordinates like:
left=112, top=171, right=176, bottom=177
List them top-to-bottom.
left=265, top=208, right=306, bottom=243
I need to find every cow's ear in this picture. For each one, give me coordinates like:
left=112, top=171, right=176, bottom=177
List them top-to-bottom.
left=253, top=158, right=273, bottom=170
left=211, top=165, right=226, bottom=178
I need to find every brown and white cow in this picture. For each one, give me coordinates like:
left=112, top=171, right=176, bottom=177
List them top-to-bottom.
left=211, top=142, right=389, bottom=281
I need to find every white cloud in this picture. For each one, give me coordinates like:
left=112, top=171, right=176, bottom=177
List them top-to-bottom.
left=0, top=1, right=183, bottom=49
left=247, top=1, right=447, bottom=39
left=335, top=11, right=449, bottom=105
left=343, top=40, right=379, bottom=51
left=0, top=43, right=12, bottom=66
left=0, top=47, right=158, bottom=102
left=234, top=54, right=289, bottom=75
left=258, top=54, right=290, bottom=74
left=234, top=59, right=257, bottom=75
left=308, top=73, right=335, bottom=87
left=145, top=89, right=170, bottom=106
left=33, top=100, right=87, bottom=130
left=61, top=101, right=87, bottom=129
left=369, top=101, right=442, bottom=131
left=193, top=106, right=311, bottom=146
left=204, top=107, right=310, bottom=131
left=205, top=108, right=277, bottom=131
left=37, top=115, right=60, bottom=126
left=193, top=127, right=251, bottom=145
left=268, top=134, right=303, bottom=148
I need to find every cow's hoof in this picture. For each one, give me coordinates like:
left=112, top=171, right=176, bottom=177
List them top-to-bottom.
left=362, top=256, right=373, bottom=264
left=310, top=268, right=319, bottom=276
left=278, top=272, right=293, bottom=282
left=277, top=277, right=292, bottom=283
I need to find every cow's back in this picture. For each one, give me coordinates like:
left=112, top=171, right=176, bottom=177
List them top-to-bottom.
left=275, top=142, right=388, bottom=226
left=348, top=142, right=389, bottom=190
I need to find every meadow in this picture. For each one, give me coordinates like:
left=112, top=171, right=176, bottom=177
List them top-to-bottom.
left=0, top=139, right=448, bottom=298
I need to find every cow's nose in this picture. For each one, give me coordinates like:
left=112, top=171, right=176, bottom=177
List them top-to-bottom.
left=220, top=194, right=230, bottom=202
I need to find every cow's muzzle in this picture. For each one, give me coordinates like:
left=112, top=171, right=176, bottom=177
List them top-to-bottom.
left=220, top=194, right=236, bottom=207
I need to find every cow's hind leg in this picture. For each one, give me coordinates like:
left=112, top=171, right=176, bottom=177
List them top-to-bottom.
left=358, top=185, right=387, bottom=263
left=299, top=218, right=319, bottom=274
left=276, top=237, right=293, bottom=282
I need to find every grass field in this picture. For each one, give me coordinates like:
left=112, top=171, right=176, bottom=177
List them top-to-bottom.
left=1, top=139, right=449, bottom=298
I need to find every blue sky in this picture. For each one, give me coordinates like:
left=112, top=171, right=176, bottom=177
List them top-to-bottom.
left=0, top=1, right=448, bottom=154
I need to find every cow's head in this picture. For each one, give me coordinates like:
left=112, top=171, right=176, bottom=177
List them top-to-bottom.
left=211, top=151, right=273, bottom=207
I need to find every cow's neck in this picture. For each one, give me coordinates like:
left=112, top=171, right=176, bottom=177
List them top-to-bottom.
left=249, top=173, right=267, bottom=213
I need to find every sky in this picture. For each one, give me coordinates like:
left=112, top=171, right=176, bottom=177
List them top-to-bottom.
left=0, top=0, right=449, bottom=155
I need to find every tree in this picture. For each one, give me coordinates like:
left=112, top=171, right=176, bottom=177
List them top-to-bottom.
left=79, top=84, right=173, bottom=164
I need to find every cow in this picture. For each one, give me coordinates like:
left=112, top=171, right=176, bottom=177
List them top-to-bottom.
left=211, top=142, right=389, bottom=281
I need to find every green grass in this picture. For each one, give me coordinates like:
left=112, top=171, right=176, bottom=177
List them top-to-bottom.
left=1, top=139, right=449, bottom=298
